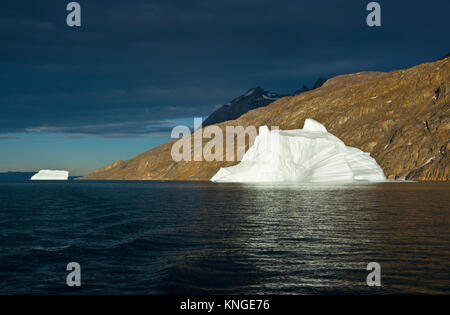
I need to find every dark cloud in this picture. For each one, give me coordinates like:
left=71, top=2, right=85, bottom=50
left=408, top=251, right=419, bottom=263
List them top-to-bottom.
left=0, top=0, right=448, bottom=137
left=25, top=120, right=178, bottom=138
left=0, top=136, right=19, bottom=140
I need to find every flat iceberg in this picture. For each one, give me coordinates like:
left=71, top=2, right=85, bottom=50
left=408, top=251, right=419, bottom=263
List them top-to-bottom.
left=211, top=119, right=386, bottom=183
left=30, top=170, right=69, bottom=181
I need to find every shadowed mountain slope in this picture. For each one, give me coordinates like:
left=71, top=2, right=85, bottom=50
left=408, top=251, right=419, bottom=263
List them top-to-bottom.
left=203, top=87, right=283, bottom=127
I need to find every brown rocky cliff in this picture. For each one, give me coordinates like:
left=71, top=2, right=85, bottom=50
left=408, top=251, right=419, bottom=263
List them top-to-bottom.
left=81, top=58, right=449, bottom=181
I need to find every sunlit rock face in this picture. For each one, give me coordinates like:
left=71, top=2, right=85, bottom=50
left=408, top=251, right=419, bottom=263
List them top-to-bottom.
left=211, top=119, right=386, bottom=183
left=30, top=170, right=69, bottom=181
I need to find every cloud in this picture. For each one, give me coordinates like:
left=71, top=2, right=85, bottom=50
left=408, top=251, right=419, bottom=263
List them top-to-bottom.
left=0, top=0, right=448, bottom=138
left=18, top=19, right=54, bottom=31
left=0, top=83, right=241, bottom=137
left=23, top=120, right=181, bottom=138
left=50, top=135, right=89, bottom=139
left=0, top=136, right=19, bottom=140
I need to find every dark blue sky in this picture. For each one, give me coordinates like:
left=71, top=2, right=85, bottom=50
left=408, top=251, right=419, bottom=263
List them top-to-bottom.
left=0, top=0, right=449, bottom=174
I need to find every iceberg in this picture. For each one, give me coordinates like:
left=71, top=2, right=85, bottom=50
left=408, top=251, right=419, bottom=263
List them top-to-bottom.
left=211, top=119, right=386, bottom=183
left=30, top=170, right=69, bottom=181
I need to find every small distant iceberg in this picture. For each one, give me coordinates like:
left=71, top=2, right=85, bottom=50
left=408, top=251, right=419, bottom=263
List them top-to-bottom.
left=211, top=119, right=386, bottom=183
left=30, top=170, right=69, bottom=181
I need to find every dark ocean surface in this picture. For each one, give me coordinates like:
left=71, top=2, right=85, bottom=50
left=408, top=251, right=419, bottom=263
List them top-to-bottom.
left=0, top=180, right=448, bottom=295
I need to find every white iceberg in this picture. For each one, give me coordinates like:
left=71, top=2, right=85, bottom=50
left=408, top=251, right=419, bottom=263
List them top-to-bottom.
left=211, top=119, right=386, bottom=183
left=30, top=170, right=69, bottom=181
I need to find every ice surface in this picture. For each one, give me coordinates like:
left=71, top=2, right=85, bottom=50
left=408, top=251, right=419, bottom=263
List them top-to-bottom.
left=211, top=119, right=386, bottom=183
left=30, top=170, right=69, bottom=181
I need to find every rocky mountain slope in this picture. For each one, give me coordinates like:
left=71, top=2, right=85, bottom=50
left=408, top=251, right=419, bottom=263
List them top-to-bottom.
left=82, top=57, right=449, bottom=181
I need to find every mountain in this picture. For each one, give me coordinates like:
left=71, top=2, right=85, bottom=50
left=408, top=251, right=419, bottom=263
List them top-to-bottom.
left=440, top=52, right=450, bottom=60
left=81, top=58, right=449, bottom=181
left=291, top=78, right=328, bottom=96
left=312, top=78, right=327, bottom=89
left=204, top=79, right=328, bottom=127
left=292, top=85, right=310, bottom=96
left=203, top=86, right=283, bottom=127
left=0, top=172, right=36, bottom=181
left=0, top=172, right=81, bottom=181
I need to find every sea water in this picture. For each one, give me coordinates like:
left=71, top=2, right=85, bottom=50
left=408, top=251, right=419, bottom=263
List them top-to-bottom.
left=0, top=180, right=448, bottom=294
